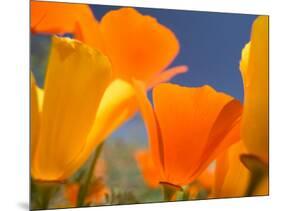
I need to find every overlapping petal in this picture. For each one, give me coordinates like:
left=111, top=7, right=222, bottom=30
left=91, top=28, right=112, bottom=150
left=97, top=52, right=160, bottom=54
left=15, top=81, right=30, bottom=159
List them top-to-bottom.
left=31, top=1, right=102, bottom=50
left=240, top=16, right=269, bottom=163
left=31, top=36, right=111, bottom=181
left=31, top=74, right=41, bottom=160
left=134, top=82, right=242, bottom=187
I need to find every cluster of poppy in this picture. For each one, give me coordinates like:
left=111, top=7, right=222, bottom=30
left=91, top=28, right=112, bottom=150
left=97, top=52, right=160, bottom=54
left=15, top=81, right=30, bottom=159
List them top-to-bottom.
left=30, top=1, right=268, bottom=209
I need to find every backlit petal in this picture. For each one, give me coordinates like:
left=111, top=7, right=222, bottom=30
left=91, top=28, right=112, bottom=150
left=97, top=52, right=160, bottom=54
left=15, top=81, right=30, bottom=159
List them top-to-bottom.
left=31, top=1, right=103, bottom=50
left=100, top=8, right=179, bottom=81
left=241, top=16, right=269, bottom=163
left=32, top=36, right=111, bottom=181
left=240, top=42, right=251, bottom=89
left=146, top=65, right=188, bottom=89
left=31, top=74, right=41, bottom=160
left=62, top=79, right=139, bottom=176
left=93, top=79, right=138, bottom=144
left=152, top=84, right=234, bottom=186
left=36, top=86, right=44, bottom=111
left=190, top=99, right=243, bottom=180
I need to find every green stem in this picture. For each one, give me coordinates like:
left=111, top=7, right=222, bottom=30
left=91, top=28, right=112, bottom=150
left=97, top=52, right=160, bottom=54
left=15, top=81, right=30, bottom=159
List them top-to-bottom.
left=77, top=142, right=104, bottom=207
left=35, top=182, right=59, bottom=209
left=161, top=182, right=182, bottom=201
left=41, top=186, right=53, bottom=209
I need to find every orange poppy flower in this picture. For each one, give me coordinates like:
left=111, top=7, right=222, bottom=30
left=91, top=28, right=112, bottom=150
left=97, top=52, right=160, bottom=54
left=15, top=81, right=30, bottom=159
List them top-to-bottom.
left=31, top=2, right=187, bottom=152
left=240, top=16, right=269, bottom=163
left=134, top=82, right=243, bottom=187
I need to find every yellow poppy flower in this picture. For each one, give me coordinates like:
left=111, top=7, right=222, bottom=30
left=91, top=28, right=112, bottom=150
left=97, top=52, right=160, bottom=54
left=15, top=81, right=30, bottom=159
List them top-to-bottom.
left=240, top=16, right=269, bottom=163
left=31, top=36, right=111, bottom=181
left=133, top=82, right=242, bottom=187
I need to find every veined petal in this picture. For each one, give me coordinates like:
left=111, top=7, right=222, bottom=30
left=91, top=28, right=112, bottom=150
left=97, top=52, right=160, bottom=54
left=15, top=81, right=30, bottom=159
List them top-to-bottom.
left=31, top=1, right=103, bottom=50
left=100, top=8, right=179, bottom=81
left=241, top=16, right=269, bottom=163
left=32, top=36, right=111, bottom=181
left=31, top=73, right=41, bottom=160
left=61, top=79, right=138, bottom=177
left=152, top=84, right=234, bottom=186
left=189, top=99, right=243, bottom=181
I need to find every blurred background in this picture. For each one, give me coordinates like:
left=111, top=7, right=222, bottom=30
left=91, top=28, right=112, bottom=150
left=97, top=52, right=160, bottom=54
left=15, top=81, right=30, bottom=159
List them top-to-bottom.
left=31, top=4, right=256, bottom=204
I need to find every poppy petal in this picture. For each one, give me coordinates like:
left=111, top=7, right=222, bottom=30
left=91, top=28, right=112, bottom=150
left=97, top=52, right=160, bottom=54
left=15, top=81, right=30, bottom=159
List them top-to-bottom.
left=31, top=1, right=102, bottom=50
left=100, top=8, right=179, bottom=81
left=241, top=16, right=269, bottom=163
left=32, top=36, right=111, bottom=181
left=239, top=42, right=251, bottom=89
left=146, top=65, right=188, bottom=89
left=31, top=74, right=41, bottom=161
left=63, top=79, right=139, bottom=177
left=93, top=79, right=138, bottom=144
left=132, top=80, right=165, bottom=175
left=152, top=84, right=233, bottom=185
left=190, top=99, right=243, bottom=180
left=215, top=141, right=250, bottom=197
left=135, top=150, right=160, bottom=188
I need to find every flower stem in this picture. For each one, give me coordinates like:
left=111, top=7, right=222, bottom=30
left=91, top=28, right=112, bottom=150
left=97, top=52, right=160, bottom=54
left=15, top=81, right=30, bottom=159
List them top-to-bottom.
left=77, top=142, right=104, bottom=207
left=34, top=181, right=59, bottom=209
left=161, top=182, right=182, bottom=201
